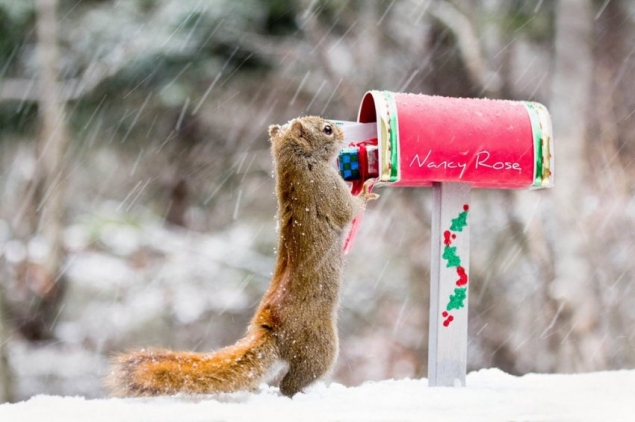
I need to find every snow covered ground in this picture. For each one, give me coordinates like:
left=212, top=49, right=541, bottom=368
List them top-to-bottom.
left=1, top=368, right=634, bottom=422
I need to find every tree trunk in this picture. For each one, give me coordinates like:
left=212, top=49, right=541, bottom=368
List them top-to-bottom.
left=15, top=0, right=69, bottom=341
left=547, top=0, right=606, bottom=372
left=0, top=285, right=13, bottom=403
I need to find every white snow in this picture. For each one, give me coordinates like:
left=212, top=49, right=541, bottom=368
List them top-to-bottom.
left=1, top=368, right=634, bottom=422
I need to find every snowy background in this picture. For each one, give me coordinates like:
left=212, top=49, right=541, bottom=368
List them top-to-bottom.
left=1, top=0, right=635, bottom=415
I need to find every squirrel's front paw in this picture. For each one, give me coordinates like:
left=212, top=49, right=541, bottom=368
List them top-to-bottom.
left=361, top=180, right=379, bottom=202
left=362, top=192, right=380, bottom=202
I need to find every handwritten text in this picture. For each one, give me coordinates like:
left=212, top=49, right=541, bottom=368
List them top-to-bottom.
left=409, top=150, right=522, bottom=179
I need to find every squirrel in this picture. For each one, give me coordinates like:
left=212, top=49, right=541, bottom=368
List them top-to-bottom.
left=108, top=116, right=378, bottom=397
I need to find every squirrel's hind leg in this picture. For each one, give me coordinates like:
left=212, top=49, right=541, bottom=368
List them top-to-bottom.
left=278, top=348, right=335, bottom=397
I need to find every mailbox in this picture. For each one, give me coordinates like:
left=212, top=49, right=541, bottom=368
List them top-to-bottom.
left=337, top=90, right=553, bottom=190
left=334, top=91, right=554, bottom=388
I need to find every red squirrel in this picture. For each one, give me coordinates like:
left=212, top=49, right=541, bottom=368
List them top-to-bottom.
left=108, top=116, right=377, bottom=397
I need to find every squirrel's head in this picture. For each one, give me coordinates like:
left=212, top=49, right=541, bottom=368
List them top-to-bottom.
left=269, top=116, right=343, bottom=162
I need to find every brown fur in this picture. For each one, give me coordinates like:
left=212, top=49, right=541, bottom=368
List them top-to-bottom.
left=108, top=116, right=377, bottom=397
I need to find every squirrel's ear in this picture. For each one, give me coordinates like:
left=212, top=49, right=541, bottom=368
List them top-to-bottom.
left=290, top=120, right=304, bottom=138
left=268, top=125, right=281, bottom=139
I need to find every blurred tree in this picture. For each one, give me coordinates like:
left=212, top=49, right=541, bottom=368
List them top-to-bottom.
left=11, top=0, right=70, bottom=341
left=427, top=0, right=498, bottom=98
left=547, top=0, right=605, bottom=372
left=587, top=0, right=635, bottom=369
left=163, top=111, right=205, bottom=227
left=0, top=283, right=13, bottom=403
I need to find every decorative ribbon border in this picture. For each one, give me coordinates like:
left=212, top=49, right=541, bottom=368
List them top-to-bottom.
left=373, top=90, right=400, bottom=184
left=382, top=91, right=400, bottom=183
left=524, top=101, right=554, bottom=189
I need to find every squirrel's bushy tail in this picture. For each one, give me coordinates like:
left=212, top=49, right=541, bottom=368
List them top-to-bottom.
left=108, top=328, right=279, bottom=396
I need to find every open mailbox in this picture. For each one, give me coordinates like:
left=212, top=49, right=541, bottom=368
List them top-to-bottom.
left=336, top=90, right=553, bottom=191
left=334, top=91, right=554, bottom=388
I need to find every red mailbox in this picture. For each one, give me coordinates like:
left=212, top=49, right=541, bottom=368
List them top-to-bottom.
left=335, top=91, right=554, bottom=388
left=338, top=91, right=553, bottom=190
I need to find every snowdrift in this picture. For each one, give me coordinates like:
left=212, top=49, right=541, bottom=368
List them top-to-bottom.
left=1, top=368, right=634, bottom=422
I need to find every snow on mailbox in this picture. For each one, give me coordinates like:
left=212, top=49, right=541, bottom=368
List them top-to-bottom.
left=335, top=90, right=554, bottom=388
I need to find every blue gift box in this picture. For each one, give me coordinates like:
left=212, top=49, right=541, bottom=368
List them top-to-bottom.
left=338, top=148, right=361, bottom=181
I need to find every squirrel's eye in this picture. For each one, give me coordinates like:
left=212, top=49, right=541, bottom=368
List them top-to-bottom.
left=323, top=125, right=332, bottom=135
